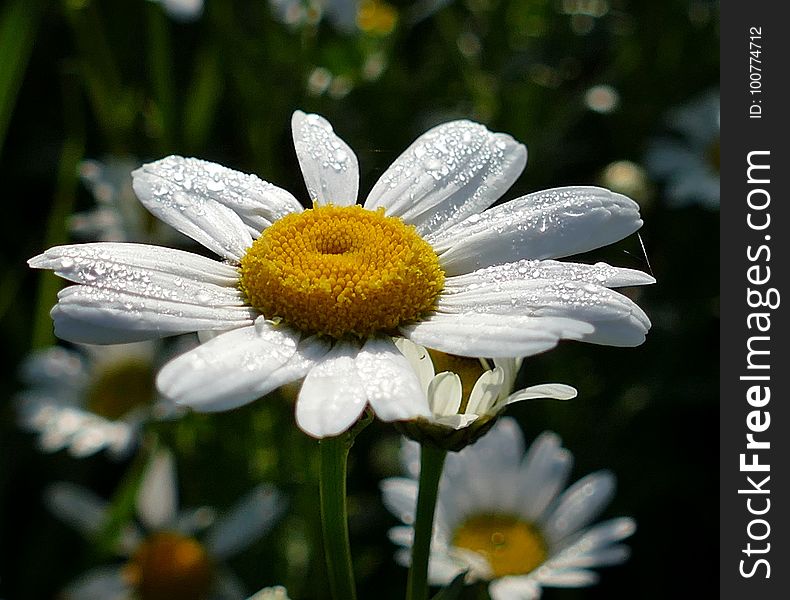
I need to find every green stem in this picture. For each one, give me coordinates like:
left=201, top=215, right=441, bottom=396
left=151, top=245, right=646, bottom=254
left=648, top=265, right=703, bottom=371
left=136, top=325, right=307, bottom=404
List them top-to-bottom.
left=318, top=416, right=369, bottom=600
left=406, top=444, right=448, bottom=600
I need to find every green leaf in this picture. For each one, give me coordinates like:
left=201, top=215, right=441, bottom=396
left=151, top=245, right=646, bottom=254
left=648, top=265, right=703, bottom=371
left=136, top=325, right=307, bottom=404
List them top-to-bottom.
left=0, top=0, right=42, bottom=156
left=183, top=48, right=223, bottom=153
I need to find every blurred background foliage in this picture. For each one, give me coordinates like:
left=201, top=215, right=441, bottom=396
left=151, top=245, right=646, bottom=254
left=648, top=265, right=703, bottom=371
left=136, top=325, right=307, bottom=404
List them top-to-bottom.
left=0, top=0, right=718, bottom=598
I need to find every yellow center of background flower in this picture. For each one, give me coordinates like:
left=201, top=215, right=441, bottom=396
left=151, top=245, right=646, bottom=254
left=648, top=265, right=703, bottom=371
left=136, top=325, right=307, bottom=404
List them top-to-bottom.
left=356, top=0, right=398, bottom=36
left=239, top=205, right=444, bottom=338
left=427, top=351, right=487, bottom=411
left=86, top=359, right=156, bottom=419
left=453, top=514, right=548, bottom=578
left=124, top=531, right=213, bottom=600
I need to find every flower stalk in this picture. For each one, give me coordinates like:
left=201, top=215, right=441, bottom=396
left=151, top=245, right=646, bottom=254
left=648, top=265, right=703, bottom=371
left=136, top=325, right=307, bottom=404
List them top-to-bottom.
left=318, top=412, right=371, bottom=600
left=406, top=443, right=447, bottom=600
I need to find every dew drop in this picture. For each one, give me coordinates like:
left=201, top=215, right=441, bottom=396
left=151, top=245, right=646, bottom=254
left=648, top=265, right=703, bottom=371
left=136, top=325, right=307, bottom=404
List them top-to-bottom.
left=206, top=179, right=225, bottom=192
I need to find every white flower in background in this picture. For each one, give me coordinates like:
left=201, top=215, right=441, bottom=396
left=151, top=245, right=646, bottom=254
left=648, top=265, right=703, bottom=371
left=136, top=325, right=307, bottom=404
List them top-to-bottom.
left=151, top=0, right=204, bottom=22
left=269, top=0, right=397, bottom=36
left=269, top=0, right=324, bottom=30
left=645, top=89, right=720, bottom=209
left=30, top=111, right=652, bottom=438
left=72, top=158, right=147, bottom=243
left=73, top=158, right=187, bottom=245
left=395, top=339, right=576, bottom=449
left=16, top=341, right=185, bottom=459
left=382, top=418, right=635, bottom=599
left=49, top=449, right=285, bottom=600
left=247, top=586, right=291, bottom=600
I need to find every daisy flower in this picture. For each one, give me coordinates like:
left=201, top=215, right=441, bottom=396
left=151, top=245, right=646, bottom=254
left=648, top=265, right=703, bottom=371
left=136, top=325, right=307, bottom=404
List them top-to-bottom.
left=645, top=89, right=720, bottom=209
left=30, top=111, right=652, bottom=438
left=395, top=339, right=577, bottom=450
left=16, top=341, right=184, bottom=459
left=382, top=418, right=635, bottom=599
left=49, top=449, right=285, bottom=600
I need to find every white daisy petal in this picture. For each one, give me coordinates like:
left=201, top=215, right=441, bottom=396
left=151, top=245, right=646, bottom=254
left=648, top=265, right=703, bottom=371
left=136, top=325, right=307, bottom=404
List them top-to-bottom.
left=292, top=110, right=359, bottom=206
left=365, top=121, right=527, bottom=236
left=137, top=156, right=302, bottom=230
left=132, top=158, right=255, bottom=261
left=431, top=187, right=643, bottom=275
left=29, top=242, right=240, bottom=285
left=31, top=244, right=245, bottom=307
left=444, top=259, right=655, bottom=290
left=437, top=279, right=651, bottom=348
left=51, top=286, right=255, bottom=345
left=49, top=307, right=163, bottom=344
left=401, top=312, right=593, bottom=358
left=157, top=322, right=328, bottom=412
left=354, top=336, right=430, bottom=422
left=394, top=338, right=435, bottom=389
left=296, top=340, right=368, bottom=437
left=18, top=345, right=87, bottom=390
left=493, top=356, right=523, bottom=392
left=465, top=367, right=505, bottom=415
left=427, top=372, right=462, bottom=417
left=506, top=383, right=578, bottom=405
left=433, top=413, right=480, bottom=429
left=457, top=417, right=524, bottom=471
left=70, top=422, right=135, bottom=459
left=516, top=432, right=573, bottom=521
left=137, top=448, right=178, bottom=530
left=542, top=471, right=616, bottom=543
left=380, top=478, right=419, bottom=525
left=46, top=482, right=109, bottom=539
left=205, top=484, right=286, bottom=559
left=175, top=506, right=217, bottom=535
left=569, top=517, right=637, bottom=549
left=547, top=518, right=636, bottom=571
left=388, top=525, right=415, bottom=548
left=550, top=544, right=631, bottom=570
left=428, top=552, right=476, bottom=585
left=63, top=566, right=129, bottom=600
left=532, top=568, right=599, bottom=587
left=489, top=576, right=541, bottom=600
left=246, top=586, right=292, bottom=600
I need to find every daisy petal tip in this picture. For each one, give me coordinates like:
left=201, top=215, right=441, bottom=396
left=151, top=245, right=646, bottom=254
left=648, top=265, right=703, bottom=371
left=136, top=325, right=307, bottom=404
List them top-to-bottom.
left=291, top=109, right=308, bottom=125
left=27, top=253, right=48, bottom=269
left=510, top=383, right=578, bottom=402
left=294, top=412, right=337, bottom=439
left=619, top=517, right=637, bottom=537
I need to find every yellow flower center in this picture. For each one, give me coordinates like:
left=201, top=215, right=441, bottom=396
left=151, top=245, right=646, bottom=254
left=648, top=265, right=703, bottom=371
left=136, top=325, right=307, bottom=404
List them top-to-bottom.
left=357, top=0, right=398, bottom=36
left=239, top=204, right=444, bottom=338
left=427, top=350, right=487, bottom=411
left=86, top=359, right=156, bottom=419
left=453, top=514, right=548, bottom=578
left=124, top=532, right=213, bottom=600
